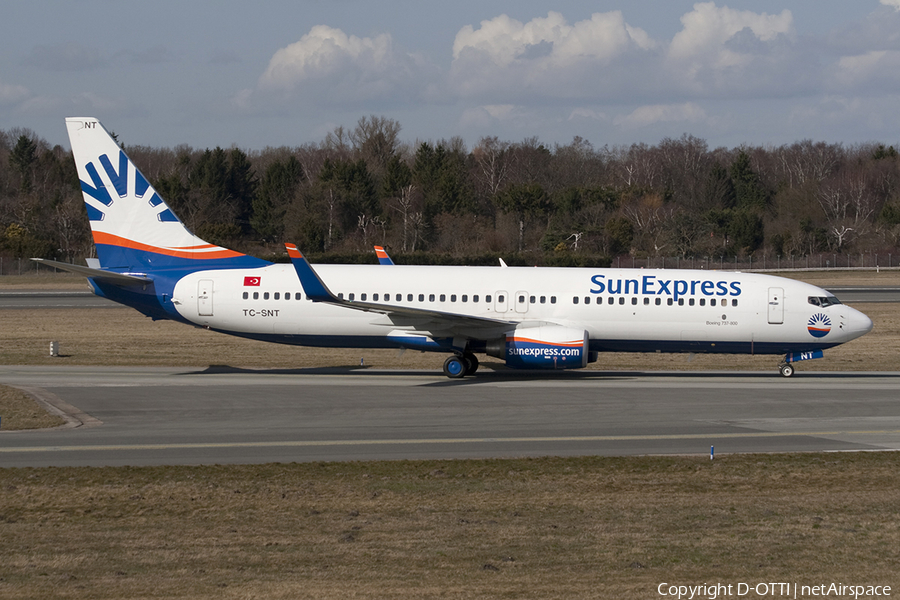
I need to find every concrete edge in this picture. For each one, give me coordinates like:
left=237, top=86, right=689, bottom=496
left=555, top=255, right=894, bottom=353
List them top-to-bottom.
left=6, top=385, right=103, bottom=430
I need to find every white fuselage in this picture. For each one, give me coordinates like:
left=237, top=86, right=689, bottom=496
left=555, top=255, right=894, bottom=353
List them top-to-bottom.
left=170, top=264, right=872, bottom=354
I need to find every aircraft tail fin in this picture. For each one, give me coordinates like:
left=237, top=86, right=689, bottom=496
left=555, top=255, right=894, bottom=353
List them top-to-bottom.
left=65, top=117, right=266, bottom=272
left=374, top=245, right=394, bottom=265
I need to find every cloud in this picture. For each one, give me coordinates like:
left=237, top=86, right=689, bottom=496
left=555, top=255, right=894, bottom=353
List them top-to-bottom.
left=881, top=0, right=900, bottom=11
left=668, top=2, right=793, bottom=62
left=664, top=3, right=809, bottom=98
left=449, top=11, right=657, bottom=101
left=247, top=25, right=435, bottom=109
left=23, top=42, right=108, bottom=72
left=116, top=45, right=174, bottom=65
left=833, top=50, right=900, bottom=91
left=0, top=80, right=29, bottom=105
left=614, top=103, right=708, bottom=129
left=459, top=104, right=529, bottom=129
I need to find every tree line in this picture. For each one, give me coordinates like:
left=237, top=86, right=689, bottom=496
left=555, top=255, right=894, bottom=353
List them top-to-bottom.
left=3, top=115, right=900, bottom=267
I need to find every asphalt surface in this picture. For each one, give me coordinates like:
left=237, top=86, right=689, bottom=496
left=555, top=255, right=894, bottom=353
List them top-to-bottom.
left=2, top=366, right=900, bottom=467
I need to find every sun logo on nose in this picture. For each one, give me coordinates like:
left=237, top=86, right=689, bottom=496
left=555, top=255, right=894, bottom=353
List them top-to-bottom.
left=808, top=313, right=832, bottom=338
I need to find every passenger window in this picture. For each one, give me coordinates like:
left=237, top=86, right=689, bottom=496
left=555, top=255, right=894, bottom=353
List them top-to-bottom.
left=243, top=292, right=248, bottom=300
left=253, top=292, right=259, bottom=300
left=264, top=292, right=270, bottom=300
left=274, top=292, right=280, bottom=300
left=285, top=292, right=291, bottom=300
left=296, top=293, right=302, bottom=300
left=338, top=293, right=344, bottom=299
left=348, top=293, right=354, bottom=301
left=361, top=293, right=367, bottom=301
left=373, top=293, right=379, bottom=301
left=397, top=294, right=403, bottom=302
left=407, top=294, right=413, bottom=302
left=418, top=294, right=424, bottom=302
left=429, top=294, right=435, bottom=302
left=439, top=294, right=445, bottom=302
left=451, top=295, right=457, bottom=302
left=462, top=295, right=468, bottom=302
left=474, top=295, right=480, bottom=302
left=486, top=295, right=492, bottom=302
left=498, top=295, right=504, bottom=303
left=520, top=295, right=526, bottom=303
left=530, top=296, right=535, bottom=304
left=540, top=296, right=546, bottom=304
left=551, top=296, right=557, bottom=304
left=584, top=296, right=591, bottom=304
left=573, top=297, right=579, bottom=305
left=596, top=297, right=602, bottom=305
left=608, top=297, right=614, bottom=305
left=619, top=297, right=625, bottom=305
left=632, top=297, right=637, bottom=305
left=643, top=297, right=649, bottom=305
left=655, top=297, right=661, bottom=306
left=667, top=298, right=673, bottom=306
left=678, top=298, right=684, bottom=306
left=689, top=298, right=694, bottom=306
left=700, top=298, right=706, bottom=306
left=710, top=299, right=716, bottom=306
left=732, top=299, right=738, bottom=307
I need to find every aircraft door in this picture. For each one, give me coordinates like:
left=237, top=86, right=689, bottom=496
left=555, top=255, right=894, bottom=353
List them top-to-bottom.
left=198, top=279, right=214, bottom=316
left=767, top=287, right=783, bottom=324
left=494, top=290, right=508, bottom=313
left=515, top=290, right=529, bottom=314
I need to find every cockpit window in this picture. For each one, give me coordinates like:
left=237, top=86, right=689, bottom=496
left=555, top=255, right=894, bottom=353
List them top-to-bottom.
left=809, top=296, right=842, bottom=307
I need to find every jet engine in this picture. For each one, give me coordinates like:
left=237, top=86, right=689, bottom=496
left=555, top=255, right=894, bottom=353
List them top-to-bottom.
left=486, top=325, right=589, bottom=370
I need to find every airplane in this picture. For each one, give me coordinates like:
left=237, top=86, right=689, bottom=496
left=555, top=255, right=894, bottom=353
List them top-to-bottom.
left=34, top=117, right=874, bottom=379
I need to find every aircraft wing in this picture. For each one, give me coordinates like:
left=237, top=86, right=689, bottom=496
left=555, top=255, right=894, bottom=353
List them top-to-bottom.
left=285, top=244, right=515, bottom=337
left=31, top=258, right=152, bottom=285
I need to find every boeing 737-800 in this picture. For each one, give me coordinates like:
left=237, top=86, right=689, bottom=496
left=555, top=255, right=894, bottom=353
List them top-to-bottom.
left=35, top=118, right=873, bottom=378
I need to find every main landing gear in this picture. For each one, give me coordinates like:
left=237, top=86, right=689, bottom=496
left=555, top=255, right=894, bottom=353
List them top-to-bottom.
left=442, top=353, right=479, bottom=378
left=778, top=362, right=795, bottom=378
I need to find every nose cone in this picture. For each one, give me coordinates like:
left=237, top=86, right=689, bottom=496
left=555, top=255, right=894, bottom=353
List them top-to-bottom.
left=845, top=307, right=874, bottom=341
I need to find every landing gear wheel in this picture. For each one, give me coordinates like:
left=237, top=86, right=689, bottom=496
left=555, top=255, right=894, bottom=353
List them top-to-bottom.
left=463, top=353, right=479, bottom=375
left=443, top=355, right=467, bottom=379
left=779, top=363, right=795, bottom=378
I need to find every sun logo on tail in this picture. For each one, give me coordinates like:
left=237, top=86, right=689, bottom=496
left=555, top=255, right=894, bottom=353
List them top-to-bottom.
left=807, top=313, right=832, bottom=338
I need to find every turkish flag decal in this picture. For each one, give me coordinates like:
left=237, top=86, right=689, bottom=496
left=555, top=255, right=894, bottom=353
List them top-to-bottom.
left=243, top=276, right=261, bottom=286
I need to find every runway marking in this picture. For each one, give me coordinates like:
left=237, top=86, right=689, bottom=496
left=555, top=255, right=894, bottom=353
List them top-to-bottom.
left=3, top=429, right=900, bottom=453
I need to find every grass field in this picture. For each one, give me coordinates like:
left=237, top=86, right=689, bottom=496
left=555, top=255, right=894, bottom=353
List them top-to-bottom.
left=0, top=270, right=898, bottom=599
left=0, top=454, right=898, bottom=599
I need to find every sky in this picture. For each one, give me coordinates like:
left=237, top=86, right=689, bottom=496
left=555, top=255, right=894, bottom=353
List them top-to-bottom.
left=2, top=0, right=900, bottom=152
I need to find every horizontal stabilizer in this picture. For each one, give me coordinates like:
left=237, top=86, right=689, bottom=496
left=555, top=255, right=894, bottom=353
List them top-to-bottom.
left=31, top=258, right=152, bottom=285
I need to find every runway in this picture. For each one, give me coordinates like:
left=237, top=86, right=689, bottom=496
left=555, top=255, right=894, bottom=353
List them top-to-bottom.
left=2, top=366, right=900, bottom=467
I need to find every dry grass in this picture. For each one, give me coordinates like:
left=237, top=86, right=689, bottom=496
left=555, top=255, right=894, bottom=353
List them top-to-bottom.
left=0, top=385, right=65, bottom=430
left=0, top=454, right=898, bottom=599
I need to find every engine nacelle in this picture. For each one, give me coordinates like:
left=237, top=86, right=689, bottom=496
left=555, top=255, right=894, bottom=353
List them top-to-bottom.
left=486, top=325, right=589, bottom=370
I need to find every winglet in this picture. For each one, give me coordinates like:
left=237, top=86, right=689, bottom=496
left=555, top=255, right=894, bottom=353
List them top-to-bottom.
left=285, top=243, right=335, bottom=302
left=374, top=245, right=394, bottom=265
